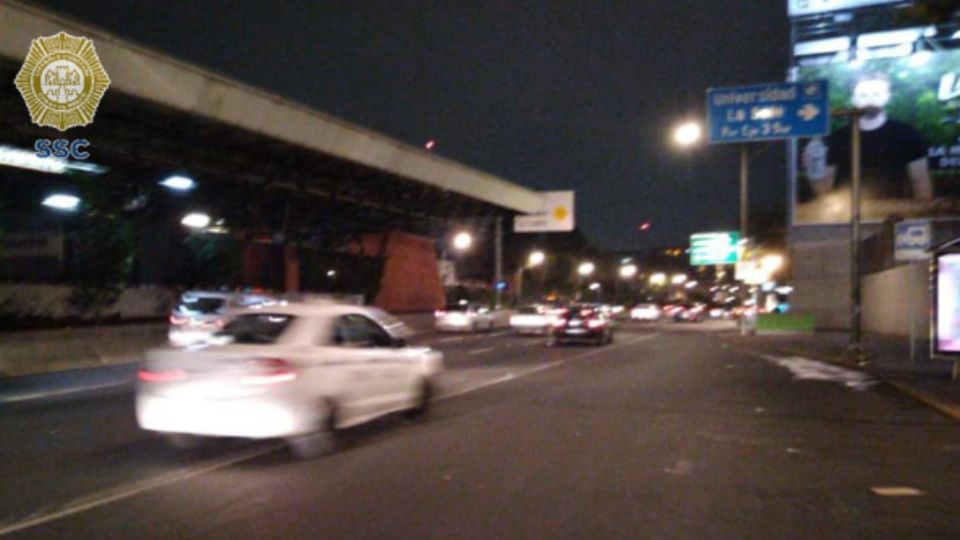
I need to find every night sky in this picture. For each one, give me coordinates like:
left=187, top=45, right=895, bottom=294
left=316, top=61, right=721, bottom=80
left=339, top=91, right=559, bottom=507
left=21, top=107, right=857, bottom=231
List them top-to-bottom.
left=31, top=0, right=792, bottom=250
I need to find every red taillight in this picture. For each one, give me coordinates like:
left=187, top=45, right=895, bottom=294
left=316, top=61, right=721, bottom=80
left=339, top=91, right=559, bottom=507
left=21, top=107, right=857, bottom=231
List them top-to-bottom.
left=170, top=315, right=188, bottom=325
left=242, top=358, right=298, bottom=387
left=138, top=368, right=187, bottom=382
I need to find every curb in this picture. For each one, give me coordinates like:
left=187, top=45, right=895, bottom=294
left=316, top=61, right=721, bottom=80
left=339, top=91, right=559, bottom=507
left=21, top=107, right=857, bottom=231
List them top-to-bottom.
left=718, top=334, right=960, bottom=424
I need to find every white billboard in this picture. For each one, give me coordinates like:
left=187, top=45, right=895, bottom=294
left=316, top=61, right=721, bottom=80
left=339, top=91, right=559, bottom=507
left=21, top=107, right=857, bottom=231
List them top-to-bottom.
left=788, top=0, right=901, bottom=16
left=513, top=191, right=575, bottom=233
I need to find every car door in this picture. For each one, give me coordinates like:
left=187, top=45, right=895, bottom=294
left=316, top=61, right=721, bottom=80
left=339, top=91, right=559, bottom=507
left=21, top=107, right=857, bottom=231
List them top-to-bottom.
left=328, top=314, right=391, bottom=423
left=341, top=314, right=415, bottom=413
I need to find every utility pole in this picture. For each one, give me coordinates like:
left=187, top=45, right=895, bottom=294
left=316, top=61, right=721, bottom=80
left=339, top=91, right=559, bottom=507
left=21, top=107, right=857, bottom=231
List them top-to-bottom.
left=494, top=216, right=503, bottom=308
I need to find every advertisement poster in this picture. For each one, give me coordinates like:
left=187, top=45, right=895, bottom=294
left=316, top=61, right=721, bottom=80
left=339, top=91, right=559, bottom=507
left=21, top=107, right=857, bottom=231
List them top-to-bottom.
left=795, top=49, right=960, bottom=224
left=936, top=252, right=960, bottom=355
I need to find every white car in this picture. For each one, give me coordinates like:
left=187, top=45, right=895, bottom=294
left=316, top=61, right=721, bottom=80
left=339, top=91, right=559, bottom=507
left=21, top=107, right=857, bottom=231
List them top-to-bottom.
left=168, top=291, right=275, bottom=347
left=137, top=303, right=443, bottom=459
left=434, top=303, right=494, bottom=332
left=630, top=303, right=661, bottom=322
left=509, top=305, right=549, bottom=335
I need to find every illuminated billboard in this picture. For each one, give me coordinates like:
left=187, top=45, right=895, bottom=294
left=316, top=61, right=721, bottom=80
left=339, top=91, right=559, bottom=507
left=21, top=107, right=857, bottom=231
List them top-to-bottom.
left=788, top=0, right=901, bottom=17
left=794, top=49, right=960, bottom=224
left=936, top=252, right=960, bottom=355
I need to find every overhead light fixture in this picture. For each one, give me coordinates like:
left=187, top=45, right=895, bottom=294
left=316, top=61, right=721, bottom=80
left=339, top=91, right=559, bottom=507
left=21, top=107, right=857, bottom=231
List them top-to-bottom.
left=0, top=145, right=105, bottom=175
left=160, top=175, right=196, bottom=191
left=41, top=193, right=80, bottom=211
left=181, top=212, right=211, bottom=229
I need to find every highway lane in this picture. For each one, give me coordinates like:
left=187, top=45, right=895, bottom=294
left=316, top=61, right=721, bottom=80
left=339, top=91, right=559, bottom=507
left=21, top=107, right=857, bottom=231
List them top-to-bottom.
left=4, top=323, right=960, bottom=538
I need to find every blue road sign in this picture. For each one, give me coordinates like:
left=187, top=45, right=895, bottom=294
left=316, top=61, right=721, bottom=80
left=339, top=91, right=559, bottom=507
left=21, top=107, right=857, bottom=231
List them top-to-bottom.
left=707, top=80, right=829, bottom=144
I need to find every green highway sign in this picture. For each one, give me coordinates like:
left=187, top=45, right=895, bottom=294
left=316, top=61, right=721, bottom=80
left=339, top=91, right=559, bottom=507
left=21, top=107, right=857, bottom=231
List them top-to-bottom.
left=690, top=231, right=741, bottom=266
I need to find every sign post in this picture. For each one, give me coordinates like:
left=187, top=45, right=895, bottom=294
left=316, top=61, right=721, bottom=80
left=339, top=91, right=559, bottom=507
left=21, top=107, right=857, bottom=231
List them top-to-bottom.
left=707, top=80, right=830, bottom=239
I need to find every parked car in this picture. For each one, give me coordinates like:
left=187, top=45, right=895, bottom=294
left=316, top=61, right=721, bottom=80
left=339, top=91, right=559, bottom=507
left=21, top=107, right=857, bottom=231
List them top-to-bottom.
left=168, top=290, right=275, bottom=346
left=434, top=302, right=494, bottom=332
left=138, top=303, right=443, bottom=459
left=630, top=303, right=661, bottom=322
left=510, top=305, right=550, bottom=335
left=548, top=306, right=614, bottom=346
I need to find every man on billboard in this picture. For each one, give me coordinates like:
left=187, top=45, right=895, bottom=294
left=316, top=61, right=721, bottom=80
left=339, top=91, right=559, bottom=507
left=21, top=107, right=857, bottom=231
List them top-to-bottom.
left=802, top=72, right=932, bottom=201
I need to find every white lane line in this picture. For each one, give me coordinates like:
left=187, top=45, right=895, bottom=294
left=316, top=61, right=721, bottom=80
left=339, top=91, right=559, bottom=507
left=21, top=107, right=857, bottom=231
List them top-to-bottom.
left=0, top=331, right=660, bottom=535
left=437, top=333, right=659, bottom=401
left=436, top=336, right=465, bottom=344
left=468, top=347, right=496, bottom=356
left=0, top=381, right=130, bottom=404
left=0, top=443, right=283, bottom=538
left=870, top=486, right=926, bottom=497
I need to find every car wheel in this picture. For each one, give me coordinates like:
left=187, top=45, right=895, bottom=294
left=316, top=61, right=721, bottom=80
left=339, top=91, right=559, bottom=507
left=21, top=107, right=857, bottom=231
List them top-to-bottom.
left=405, top=377, right=433, bottom=420
left=287, top=404, right=338, bottom=460
left=161, top=433, right=209, bottom=449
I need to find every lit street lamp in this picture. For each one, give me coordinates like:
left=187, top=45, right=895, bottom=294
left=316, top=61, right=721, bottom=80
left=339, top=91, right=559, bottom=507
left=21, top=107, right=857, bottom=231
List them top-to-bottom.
left=673, top=121, right=702, bottom=147
left=42, top=193, right=80, bottom=211
left=181, top=212, right=211, bottom=229
left=452, top=231, right=473, bottom=251
left=528, top=250, right=546, bottom=267
left=578, top=262, right=595, bottom=276
left=619, top=264, right=638, bottom=279
left=649, top=273, right=667, bottom=286
left=671, top=273, right=688, bottom=285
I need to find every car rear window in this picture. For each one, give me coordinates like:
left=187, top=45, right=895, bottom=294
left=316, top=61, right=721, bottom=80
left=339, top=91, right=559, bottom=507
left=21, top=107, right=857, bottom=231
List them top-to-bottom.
left=178, top=296, right=227, bottom=314
left=216, top=314, right=294, bottom=344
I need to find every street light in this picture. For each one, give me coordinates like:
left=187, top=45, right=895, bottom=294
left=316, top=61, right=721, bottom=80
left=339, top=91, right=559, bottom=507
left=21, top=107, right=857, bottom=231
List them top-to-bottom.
left=673, top=121, right=702, bottom=147
left=160, top=175, right=195, bottom=191
left=41, top=193, right=80, bottom=211
left=181, top=212, right=211, bottom=229
left=452, top=231, right=473, bottom=251
left=528, top=250, right=545, bottom=267
left=761, top=254, right=784, bottom=274
left=578, top=261, right=595, bottom=276
left=619, top=264, right=638, bottom=279
left=649, top=273, right=667, bottom=286
left=671, top=273, right=688, bottom=285
left=588, top=282, right=601, bottom=291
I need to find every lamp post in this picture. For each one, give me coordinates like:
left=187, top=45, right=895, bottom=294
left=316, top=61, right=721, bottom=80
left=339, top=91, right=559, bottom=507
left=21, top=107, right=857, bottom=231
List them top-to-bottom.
left=517, top=250, right=546, bottom=302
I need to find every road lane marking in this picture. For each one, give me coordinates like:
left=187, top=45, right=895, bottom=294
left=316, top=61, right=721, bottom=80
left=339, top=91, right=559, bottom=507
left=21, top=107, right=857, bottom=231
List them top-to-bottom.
left=0, top=331, right=660, bottom=535
left=468, top=347, right=495, bottom=356
left=0, top=380, right=130, bottom=404
left=0, top=443, right=282, bottom=538
left=870, top=486, right=926, bottom=497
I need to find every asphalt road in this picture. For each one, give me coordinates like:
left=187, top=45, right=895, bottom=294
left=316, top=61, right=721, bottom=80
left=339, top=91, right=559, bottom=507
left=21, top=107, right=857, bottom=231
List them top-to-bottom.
left=2, top=321, right=959, bottom=539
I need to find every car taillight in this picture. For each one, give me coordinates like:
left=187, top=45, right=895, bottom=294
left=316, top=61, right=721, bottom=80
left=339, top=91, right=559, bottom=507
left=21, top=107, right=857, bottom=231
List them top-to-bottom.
left=169, top=315, right=188, bottom=325
left=587, top=319, right=605, bottom=329
left=242, top=358, right=298, bottom=386
left=138, top=368, right=187, bottom=382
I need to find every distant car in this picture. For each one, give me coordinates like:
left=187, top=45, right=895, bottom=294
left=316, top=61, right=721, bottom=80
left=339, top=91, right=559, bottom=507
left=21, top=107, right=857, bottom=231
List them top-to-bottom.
left=168, top=291, right=275, bottom=346
left=137, top=303, right=443, bottom=459
left=434, top=303, right=494, bottom=332
left=630, top=303, right=661, bottom=322
left=674, top=304, right=705, bottom=323
left=510, top=305, right=549, bottom=335
left=548, top=306, right=614, bottom=346
left=708, top=306, right=731, bottom=319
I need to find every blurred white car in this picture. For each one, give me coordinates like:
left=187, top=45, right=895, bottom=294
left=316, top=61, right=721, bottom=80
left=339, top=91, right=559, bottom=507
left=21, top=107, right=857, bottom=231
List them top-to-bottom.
left=168, top=291, right=275, bottom=346
left=138, top=303, right=443, bottom=459
left=434, top=303, right=494, bottom=332
left=630, top=303, right=661, bottom=322
left=510, top=305, right=549, bottom=335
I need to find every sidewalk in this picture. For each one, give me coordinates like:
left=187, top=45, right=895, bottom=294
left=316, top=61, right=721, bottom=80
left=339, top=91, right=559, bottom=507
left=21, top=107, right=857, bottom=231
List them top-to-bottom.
left=721, top=330, right=960, bottom=421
